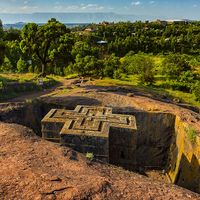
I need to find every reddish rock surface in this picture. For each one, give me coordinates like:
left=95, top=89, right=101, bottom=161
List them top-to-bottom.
left=0, top=122, right=199, bottom=200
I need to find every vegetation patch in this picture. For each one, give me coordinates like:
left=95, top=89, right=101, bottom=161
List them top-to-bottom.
left=0, top=19, right=199, bottom=106
left=0, top=73, right=57, bottom=101
left=187, top=126, right=197, bottom=143
left=86, top=152, right=94, bottom=160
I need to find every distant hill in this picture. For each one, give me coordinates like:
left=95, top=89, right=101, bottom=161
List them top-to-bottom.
left=0, top=12, right=162, bottom=24
left=3, top=22, right=89, bottom=30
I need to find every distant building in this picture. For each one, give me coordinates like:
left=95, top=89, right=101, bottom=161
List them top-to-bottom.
left=155, top=19, right=191, bottom=26
left=166, top=19, right=189, bottom=24
left=156, top=20, right=168, bottom=26
left=100, top=21, right=110, bottom=26
left=79, top=28, right=96, bottom=36
left=84, top=28, right=95, bottom=33
left=97, top=40, right=108, bottom=45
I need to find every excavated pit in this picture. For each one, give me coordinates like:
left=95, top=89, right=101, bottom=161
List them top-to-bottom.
left=0, top=100, right=199, bottom=193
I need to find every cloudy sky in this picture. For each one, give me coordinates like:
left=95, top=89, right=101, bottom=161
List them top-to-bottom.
left=0, top=0, right=199, bottom=19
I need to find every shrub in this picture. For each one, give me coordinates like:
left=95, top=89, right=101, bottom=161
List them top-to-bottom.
left=1, top=57, right=13, bottom=72
left=17, top=58, right=27, bottom=73
left=64, top=63, right=74, bottom=76
left=28, top=65, right=34, bottom=73
left=113, top=69, right=123, bottom=79
left=178, top=71, right=195, bottom=85
left=160, top=80, right=191, bottom=92
left=0, top=81, right=4, bottom=90
left=192, top=81, right=200, bottom=101
left=187, top=126, right=197, bottom=143
left=86, top=152, right=94, bottom=160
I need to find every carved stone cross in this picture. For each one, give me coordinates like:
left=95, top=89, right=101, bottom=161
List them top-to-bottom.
left=42, top=105, right=137, bottom=164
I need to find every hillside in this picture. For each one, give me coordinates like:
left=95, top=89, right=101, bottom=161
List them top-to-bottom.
left=0, top=12, right=161, bottom=24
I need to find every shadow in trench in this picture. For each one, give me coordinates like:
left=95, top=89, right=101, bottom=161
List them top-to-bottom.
left=175, top=154, right=200, bottom=193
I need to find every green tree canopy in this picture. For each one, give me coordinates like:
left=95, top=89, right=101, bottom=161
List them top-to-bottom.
left=20, top=18, right=70, bottom=76
left=0, top=20, right=5, bottom=65
left=4, top=28, right=21, bottom=41
left=0, top=40, right=5, bottom=66
left=5, top=41, right=21, bottom=70
left=121, top=53, right=155, bottom=85
left=161, top=53, right=191, bottom=79
left=103, top=54, right=120, bottom=78
left=73, top=55, right=103, bottom=77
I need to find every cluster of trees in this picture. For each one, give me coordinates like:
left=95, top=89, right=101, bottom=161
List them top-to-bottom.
left=0, top=19, right=199, bottom=100
left=0, top=19, right=200, bottom=76
left=0, top=19, right=74, bottom=76
left=94, top=21, right=200, bottom=56
left=119, top=52, right=199, bottom=101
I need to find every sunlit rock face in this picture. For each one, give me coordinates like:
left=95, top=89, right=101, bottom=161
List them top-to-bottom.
left=0, top=101, right=199, bottom=193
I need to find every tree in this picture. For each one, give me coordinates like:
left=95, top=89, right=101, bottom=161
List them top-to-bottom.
left=20, top=18, right=69, bottom=76
left=0, top=20, right=4, bottom=39
left=0, top=20, right=5, bottom=66
left=4, top=28, right=21, bottom=41
left=49, top=33, right=74, bottom=75
left=0, top=40, right=5, bottom=66
left=5, top=41, right=21, bottom=70
left=71, top=41, right=97, bottom=58
left=121, top=53, right=155, bottom=85
left=103, top=54, right=120, bottom=78
left=134, top=54, right=155, bottom=85
left=161, top=54, right=191, bottom=79
left=73, top=55, right=104, bottom=77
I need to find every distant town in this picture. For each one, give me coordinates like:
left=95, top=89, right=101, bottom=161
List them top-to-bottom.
left=3, top=18, right=194, bottom=30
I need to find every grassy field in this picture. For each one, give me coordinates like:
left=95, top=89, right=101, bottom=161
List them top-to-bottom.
left=0, top=72, right=199, bottom=108
left=0, top=73, right=58, bottom=101
left=95, top=75, right=200, bottom=108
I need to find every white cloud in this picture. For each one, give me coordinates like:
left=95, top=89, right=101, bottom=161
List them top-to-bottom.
left=131, top=1, right=141, bottom=6
left=149, top=1, right=155, bottom=4
left=54, top=3, right=105, bottom=11
left=81, top=4, right=104, bottom=10
left=193, top=4, right=197, bottom=8
left=1, top=5, right=38, bottom=13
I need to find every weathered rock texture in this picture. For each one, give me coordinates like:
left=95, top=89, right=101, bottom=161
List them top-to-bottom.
left=0, top=80, right=199, bottom=194
left=42, top=105, right=137, bottom=166
left=168, top=116, right=200, bottom=193
left=0, top=122, right=199, bottom=200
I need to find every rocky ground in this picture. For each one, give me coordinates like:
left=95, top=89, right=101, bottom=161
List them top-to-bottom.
left=0, top=78, right=200, bottom=199
left=41, top=79, right=200, bottom=130
left=0, top=122, right=199, bottom=200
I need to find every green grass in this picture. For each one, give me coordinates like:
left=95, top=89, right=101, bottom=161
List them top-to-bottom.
left=1, top=72, right=199, bottom=108
left=0, top=73, right=58, bottom=102
left=0, top=73, right=37, bottom=82
left=0, top=73, right=59, bottom=83
left=65, top=73, right=79, bottom=79
left=95, top=75, right=200, bottom=108
left=95, top=75, right=139, bottom=87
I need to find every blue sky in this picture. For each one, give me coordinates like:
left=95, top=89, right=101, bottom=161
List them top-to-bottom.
left=0, top=0, right=200, bottom=19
